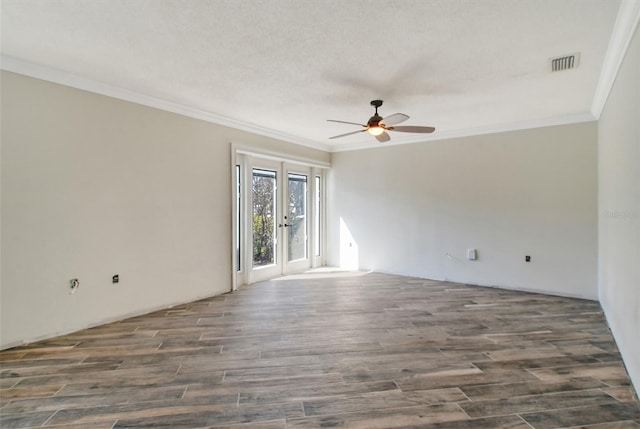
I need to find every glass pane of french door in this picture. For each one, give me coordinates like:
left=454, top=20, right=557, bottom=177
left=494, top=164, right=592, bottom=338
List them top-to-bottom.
left=245, top=160, right=312, bottom=283
left=252, top=168, right=277, bottom=267
left=287, top=173, right=307, bottom=262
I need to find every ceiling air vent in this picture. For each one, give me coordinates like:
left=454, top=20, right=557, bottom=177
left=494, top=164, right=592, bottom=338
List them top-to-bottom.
left=551, top=53, right=580, bottom=72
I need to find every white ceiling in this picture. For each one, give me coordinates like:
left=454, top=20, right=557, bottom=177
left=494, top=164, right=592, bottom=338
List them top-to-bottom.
left=1, top=0, right=635, bottom=152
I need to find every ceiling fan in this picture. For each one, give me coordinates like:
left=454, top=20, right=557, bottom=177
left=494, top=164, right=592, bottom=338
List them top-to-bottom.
left=328, top=100, right=435, bottom=142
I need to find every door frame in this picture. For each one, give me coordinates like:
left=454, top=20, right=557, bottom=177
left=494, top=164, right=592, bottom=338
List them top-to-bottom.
left=231, top=144, right=329, bottom=290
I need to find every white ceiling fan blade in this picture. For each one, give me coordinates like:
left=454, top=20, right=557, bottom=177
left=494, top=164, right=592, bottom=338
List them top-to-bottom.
left=380, top=113, right=409, bottom=127
left=327, top=119, right=367, bottom=127
left=390, top=125, right=435, bottom=133
left=329, top=129, right=367, bottom=139
left=375, top=131, right=391, bottom=142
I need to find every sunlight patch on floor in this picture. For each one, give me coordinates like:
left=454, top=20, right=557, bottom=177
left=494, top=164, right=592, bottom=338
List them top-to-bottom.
left=271, top=267, right=372, bottom=281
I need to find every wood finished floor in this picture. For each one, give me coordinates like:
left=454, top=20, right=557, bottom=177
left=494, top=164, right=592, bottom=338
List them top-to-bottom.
left=1, top=272, right=639, bottom=428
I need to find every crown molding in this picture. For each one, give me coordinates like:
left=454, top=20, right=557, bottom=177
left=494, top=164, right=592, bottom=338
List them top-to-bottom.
left=591, top=0, right=640, bottom=119
left=0, top=55, right=331, bottom=153
left=329, top=112, right=597, bottom=153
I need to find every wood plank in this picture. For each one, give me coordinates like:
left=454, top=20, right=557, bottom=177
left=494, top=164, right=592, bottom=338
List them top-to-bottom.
left=0, top=271, right=636, bottom=428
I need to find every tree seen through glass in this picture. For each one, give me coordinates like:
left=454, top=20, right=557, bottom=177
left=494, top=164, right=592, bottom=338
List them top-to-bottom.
left=252, top=169, right=276, bottom=266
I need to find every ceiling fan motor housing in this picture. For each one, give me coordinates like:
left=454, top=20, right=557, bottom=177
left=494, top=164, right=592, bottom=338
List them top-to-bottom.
left=367, top=115, right=383, bottom=127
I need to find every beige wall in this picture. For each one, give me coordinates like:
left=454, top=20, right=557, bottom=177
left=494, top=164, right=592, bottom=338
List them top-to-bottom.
left=598, top=25, right=639, bottom=391
left=0, top=71, right=329, bottom=348
left=329, top=123, right=598, bottom=299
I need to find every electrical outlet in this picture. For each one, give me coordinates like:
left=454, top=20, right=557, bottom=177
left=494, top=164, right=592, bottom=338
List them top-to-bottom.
left=525, top=255, right=531, bottom=262
left=112, top=274, right=119, bottom=283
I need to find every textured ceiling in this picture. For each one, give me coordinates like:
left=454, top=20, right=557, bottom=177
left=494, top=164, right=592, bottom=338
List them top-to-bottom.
left=0, top=0, right=629, bottom=151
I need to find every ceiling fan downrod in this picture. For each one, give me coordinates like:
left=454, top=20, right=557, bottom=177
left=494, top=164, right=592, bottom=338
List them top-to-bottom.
left=370, top=99, right=383, bottom=116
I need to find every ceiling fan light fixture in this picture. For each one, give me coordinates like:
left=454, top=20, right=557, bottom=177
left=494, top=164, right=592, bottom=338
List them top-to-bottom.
left=368, top=126, right=384, bottom=136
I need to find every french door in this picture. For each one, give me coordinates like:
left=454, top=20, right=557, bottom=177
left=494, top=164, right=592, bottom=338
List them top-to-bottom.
left=246, top=159, right=312, bottom=283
